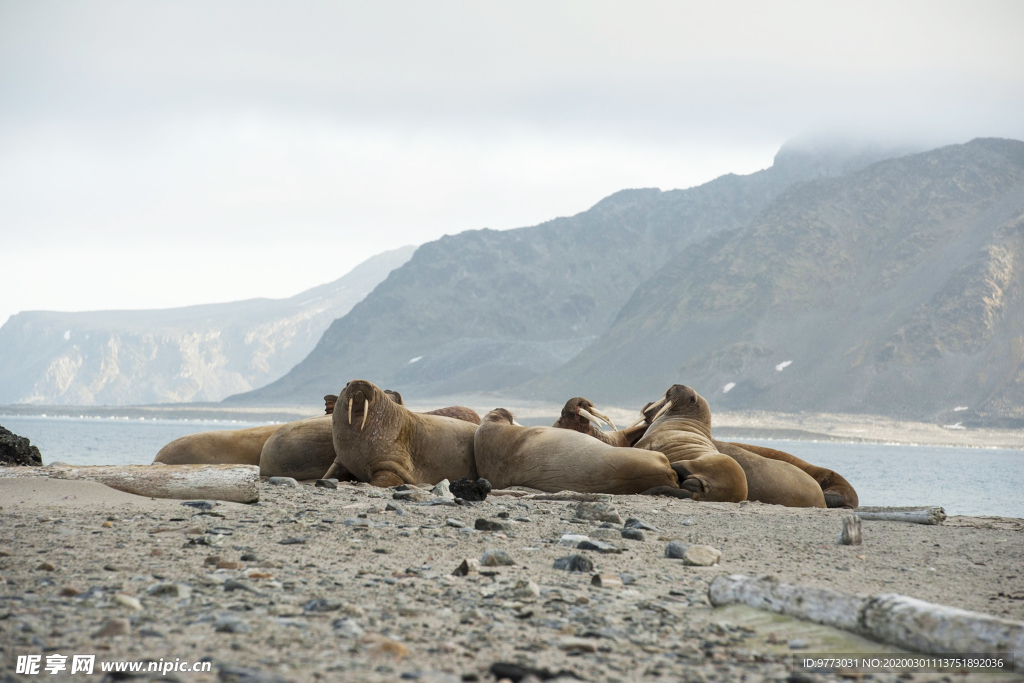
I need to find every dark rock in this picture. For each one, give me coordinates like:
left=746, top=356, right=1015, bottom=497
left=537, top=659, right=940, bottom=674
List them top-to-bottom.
left=0, top=425, right=42, bottom=466
left=450, top=477, right=491, bottom=501
left=314, top=479, right=338, bottom=489
left=181, top=500, right=217, bottom=510
left=623, top=517, right=658, bottom=531
left=474, top=518, right=508, bottom=531
left=620, top=528, right=645, bottom=541
left=278, top=537, right=307, bottom=545
left=577, top=539, right=621, bottom=554
left=553, top=555, right=594, bottom=572
left=215, top=616, right=250, bottom=634
left=489, top=662, right=582, bottom=681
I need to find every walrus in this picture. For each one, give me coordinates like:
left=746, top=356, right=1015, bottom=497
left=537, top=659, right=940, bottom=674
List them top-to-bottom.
left=324, top=379, right=478, bottom=487
left=639, top=386, right=825, bottom=507
left=380, top=390, right=482, bottom=425
left=552, top=397, right=648, bottom=447
left=639, top=398, right=858, bottom=508
left=475, top=408, right=682, bottom=494
left=259, top=415, right=345, bottom=480
left=154, top=423, right=283, bottom=466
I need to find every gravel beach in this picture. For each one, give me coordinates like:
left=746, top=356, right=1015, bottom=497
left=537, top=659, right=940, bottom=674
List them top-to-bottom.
left=2, top=477, right=1022, bottom=683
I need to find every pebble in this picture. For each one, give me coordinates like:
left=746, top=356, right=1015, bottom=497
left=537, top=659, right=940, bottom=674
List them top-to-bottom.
left=268, top=477, right=299, bottom=486
left=314, top=479, right=338, bottom=489
left=432, top=479, right=455, bottom=499
left=393, top=489, right=435, bottom=502
left=181, top=500, right=216, bottom=510
left=575, top=501, right=622, bottom=524
left=385, top=503, right=406, bottom=515
left=624, top=517, right=658, bottom=531
left=344, top=518, right=373, bottom=527
left=446, top=518, right=466, bottom=528
left=474, top=518, right=509, bottom=531
left=588, top=528, right=622, bottom=541
left=620, top=528, right=645, bottom=541
left=557, top=533, right=590, bottom=547
left=278, top=536, right=308, bottom=545
left=577, top=539, right=621, bottom=554
left=664, top=542, right=721, bottom=566
left=481, top=549, right=515, bottom=566
left=240, top=553, right=262, bottom=562
left=553, top=554, right=594, bottom=572
left=204, top=555, right=223, bottom=566
left=453, top=558, right=482, bottom=576
left=36, top=561, right=56, bottom=571
left=218, top=561, right=243, bottom=570
left=103, top=563, right=132, bottom=572
left=591, top=573, right=624, bottom=589
left=223, top=579, right=258, bottom=593
left=508, top=580, right=541, bottom=599
left=147, top=583, right=192, bottom=599
left=58, top=586, right=83, bottom=597
left=113, top=593, right=143, bottom=610
left=304, top=598, right=342, bottom=612
left=216, top=615, right=251, bottom=633
left=93, top=617, right=130, bottom=638
left=332, top=617, right=365, bottom=638
left=558, top=636, right=597, bottom=652
left=788, top=639, right=810, bottom=650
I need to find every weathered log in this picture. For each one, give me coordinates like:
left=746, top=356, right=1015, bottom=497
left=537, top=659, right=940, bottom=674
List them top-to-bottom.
left=0, top=464, right=260, bottom=503
left=856, top=507, right=946, bottom=525
left=709, top=574, right=1024, bottom=659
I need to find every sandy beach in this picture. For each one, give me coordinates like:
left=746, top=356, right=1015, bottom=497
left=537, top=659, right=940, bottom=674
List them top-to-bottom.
left=2, top=477, right=1022, bottom=682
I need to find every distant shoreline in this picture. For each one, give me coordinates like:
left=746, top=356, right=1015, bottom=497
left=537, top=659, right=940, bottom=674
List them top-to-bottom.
left=3, top=402, right=1022, bottom=450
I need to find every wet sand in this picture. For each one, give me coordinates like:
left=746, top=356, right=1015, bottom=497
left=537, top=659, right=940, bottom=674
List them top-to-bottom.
left=2, top=478, right=1022, bottom=682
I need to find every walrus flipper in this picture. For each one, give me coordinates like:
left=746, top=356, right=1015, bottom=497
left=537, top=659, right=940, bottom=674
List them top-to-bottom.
left=641, top=485, right=696, bottom=499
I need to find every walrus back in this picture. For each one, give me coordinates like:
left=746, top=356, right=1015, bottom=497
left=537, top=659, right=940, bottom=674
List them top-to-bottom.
left=260, top=416, right=336, bottom=480
left=154, top=424, right=283, bottom=466
left=715, top=441, right=826, bottom=508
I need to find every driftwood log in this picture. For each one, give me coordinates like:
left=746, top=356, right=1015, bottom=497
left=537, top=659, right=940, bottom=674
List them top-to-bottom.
left=0, top=464, right=260, bottom=503
left=856, top=506, right=946, bottom=525
left=709, top=574, right=1024, bottom=659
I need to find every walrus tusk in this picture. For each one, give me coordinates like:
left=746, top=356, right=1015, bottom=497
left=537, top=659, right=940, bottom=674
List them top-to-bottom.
left=348, top=398, right=353, bottom=425
left=361, top=399, right=369, bottom=430
left=651, top=400, right=673, bottom=423
left=589, top=407, right=617, bottom=431
left=578, top=408, right=605, bottom=430
left=628, top=416, right=647, bottom=429
left=512, top=420, right=522, bottom=426
left=323, top=462, right=340, bottom=479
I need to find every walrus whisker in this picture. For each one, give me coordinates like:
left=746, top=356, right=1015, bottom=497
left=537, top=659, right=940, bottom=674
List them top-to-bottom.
left=348, top=398, right=353, bottom=425
left=361, top=399, right=369, bottom=430
left=651, top=400, right=673, bottom=423
left=578, top=408, right=605, bottom=430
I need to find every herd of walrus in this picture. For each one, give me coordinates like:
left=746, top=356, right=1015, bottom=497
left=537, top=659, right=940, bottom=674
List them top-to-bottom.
left=154, top=380, right=858, bottom=509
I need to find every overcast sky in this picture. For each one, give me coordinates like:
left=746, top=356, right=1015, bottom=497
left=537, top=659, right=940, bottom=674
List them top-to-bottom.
left=1, top=0, right=1022, bottom=325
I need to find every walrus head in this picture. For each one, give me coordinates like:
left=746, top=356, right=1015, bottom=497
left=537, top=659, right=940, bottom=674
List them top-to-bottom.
left=336, top=379, right=397, bottom=433
left=645, top=385, right=712, bottom=430
left=556, top=397, right=617, bottom=433
left=483, top=408, right=520, bottom=426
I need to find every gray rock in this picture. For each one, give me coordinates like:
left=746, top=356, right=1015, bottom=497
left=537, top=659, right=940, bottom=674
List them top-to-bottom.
left=267, top=477, right=299, bottom=487
left=314, top=479, right=338, bottom=489
left=431, top=479, right=455, bottom=499
left=393, top=488, right=435, bottom=502
left=181, top=500, right=217, bottom=510
left=575, top=501, right=622, bottom=524
left=385, top=503, right=406, bottom=515
left=624, top=517, right=657, bottom=531
left=344, top=518, right=373, bottom=527
left=445, top=518, right=466, bottom=528
left=474, top=518, right=508, bottom=531
left=588, top=528, right=622, bottom=541
left=620, top=528, right=645, bottom=541
left=557, top=533, right=590, bottom=547
left=278, top=536, right=307, bottom=545
left=577, top=539, right=621, bottom=554
left=664, top=542, right=721, bottom=566
left=481, top=549, right=515, bottom=566
left=553, top=554, right=594, bottom=572
left=452, top=558, right=481, bottom=576
left=223, top=579, right=259, bottom=593
left=507, top=580, right=540, bottom=599
left=147, top=583, right=192, bottom=600
left=304, top=598, right=342, bottom=612
left=215, top=615, right=250, bottom=634
left=93, top=617, right=130, bottom=638
left=332, top=617, right=365, bottom=638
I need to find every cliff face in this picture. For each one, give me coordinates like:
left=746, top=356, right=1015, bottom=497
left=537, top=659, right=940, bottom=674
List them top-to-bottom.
left=532, top=139, right=1024, bottom=425
left=232, top=142, right=908, bottom=404
left=0, top=246, right=415, bottom=405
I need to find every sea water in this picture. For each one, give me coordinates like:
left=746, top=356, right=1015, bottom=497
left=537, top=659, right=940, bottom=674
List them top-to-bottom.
left=2, top=416, right=1022, bottom=519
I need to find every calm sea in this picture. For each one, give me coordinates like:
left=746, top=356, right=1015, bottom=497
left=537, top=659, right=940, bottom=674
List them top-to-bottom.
left=3, top=416, right=1022, bottom=519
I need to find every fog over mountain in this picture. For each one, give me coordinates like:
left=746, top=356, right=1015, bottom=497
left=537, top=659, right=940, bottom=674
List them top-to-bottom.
left=229, top=140, right=918, bottom=407
left=0, top=247, right=414, bottom=405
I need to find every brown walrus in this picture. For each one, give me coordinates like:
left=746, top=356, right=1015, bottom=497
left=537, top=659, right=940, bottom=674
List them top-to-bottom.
left=325, top=379, right=478, bottom=487
left=640, top=386, right=825, bottom=507
left=380, top=390, right=482, bottom=425
left=552, top=397, right=648, bottom=447
left=639, top=398, right=858, bottom=508
left=475, top=408, right=681, bottom=494
left=259, top=415, right=344, bottom=480
left=153, top=423, right=283, bottom=466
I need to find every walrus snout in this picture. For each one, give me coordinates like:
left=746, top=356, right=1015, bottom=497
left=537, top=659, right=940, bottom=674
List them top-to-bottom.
left=340, top=380, right=377, bottom=430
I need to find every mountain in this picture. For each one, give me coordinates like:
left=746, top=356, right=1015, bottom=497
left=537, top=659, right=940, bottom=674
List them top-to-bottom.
left=531, top=138, right=1024, bottom=426
left=231, top=140, right=913, bottom=405
left=0, top=246, right=415, bottom=405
